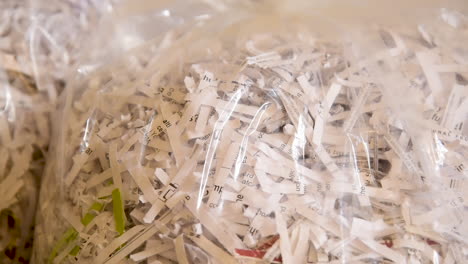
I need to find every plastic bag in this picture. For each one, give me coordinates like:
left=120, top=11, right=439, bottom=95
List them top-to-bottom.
left=1, top=0, right=113, bottom=261
left=27, top=0, right=122, bottom=101
left=0, top=1, right=49, bottom=262
left=32, top=1, right=221, bottom=263
left=34, top=1, right=468, bottom=263
left=355, top=6, right=468, bottom=263
left=0, top=67, right=45, bottom=264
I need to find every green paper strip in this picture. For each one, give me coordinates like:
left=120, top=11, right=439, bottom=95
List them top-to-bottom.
left=112, top=188, right=126, bottom=235
left=48, top=202, right=105, bottom=263
left=81, top=202, right=104, bottom=226
left=90, top=202, right=105, bottom=212
left=81, top=213, right=95, bottom=227
left=48, top=228, right=78, bottom=263
left=69, top=245, right=81, bottom=257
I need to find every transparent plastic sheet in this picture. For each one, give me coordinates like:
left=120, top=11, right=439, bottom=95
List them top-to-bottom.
left=0, top=0, right=119, bottom=262
left=1, top=0, right=124, bottom=262
left=1, top=0, right=31, bottom=71
left=27, top=0, right=122, bottom=102
left=27, top=0, right=230, bottom=102
left=76, top=0, right=223, bottom=77
left=0, top=1, right=49, bottom=262
left=32, top=1, right=222, bottom=263
left=34, top=1, right=468, bottom=264
left=355, top=5, right=468, bottom=263
left=0, top=70, right=45, bottom=264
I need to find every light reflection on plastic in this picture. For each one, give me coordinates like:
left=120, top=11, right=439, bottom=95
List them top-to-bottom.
left=162, top=9, right=171, bottom=17
left=433, top=134, right=447, bottom=167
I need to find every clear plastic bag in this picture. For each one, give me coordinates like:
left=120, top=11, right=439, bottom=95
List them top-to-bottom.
left=1, top=0, right=117, bottom=262
left=1, top=0, right=116, bottom=261
left=27, top=0, right=122, bottom=101
left=0, top=1, right=48, bottom=262
left=32, top=1, right=222, bottom=263
left=34, top=1, right=468, bottom=263
left=356, top=6, right=468, bottom=263
left=0, top=67, right=45, bottom=263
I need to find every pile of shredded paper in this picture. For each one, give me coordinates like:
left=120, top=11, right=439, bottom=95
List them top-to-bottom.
left=0, top=0, right=117, bottom=262
left=0, top=1, right=467, bottom=264
left=0, top=1, right=48, bottom=262
left=33, top=6, right=468, bottom=264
